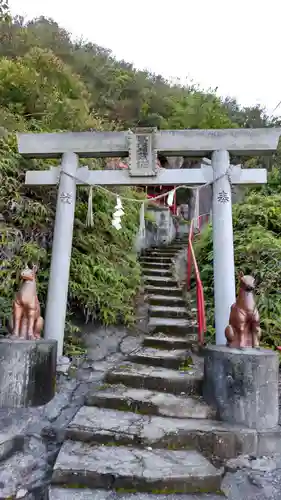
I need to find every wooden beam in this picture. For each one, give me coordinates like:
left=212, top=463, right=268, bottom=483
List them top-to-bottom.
left=18, top=128, right=281, bottom=159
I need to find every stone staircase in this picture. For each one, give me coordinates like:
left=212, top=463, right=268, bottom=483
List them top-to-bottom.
left=49, top=237, right=254, bottom=498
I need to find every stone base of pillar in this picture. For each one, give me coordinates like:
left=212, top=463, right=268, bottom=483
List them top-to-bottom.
left=0, top=339, right=57, bottom=408
left=203, top=345, right=279, bottom=430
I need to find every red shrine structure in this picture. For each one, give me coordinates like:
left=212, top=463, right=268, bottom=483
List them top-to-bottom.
left=106, top=158, right=177, bottom=214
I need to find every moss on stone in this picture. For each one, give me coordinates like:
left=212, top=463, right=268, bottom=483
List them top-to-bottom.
left=97, top=383, right=111, bottom=390
left=62, top=483, right=89, bottom=489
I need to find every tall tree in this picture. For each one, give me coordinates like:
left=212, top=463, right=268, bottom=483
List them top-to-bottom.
left=0, top=0, right=10, bottom=22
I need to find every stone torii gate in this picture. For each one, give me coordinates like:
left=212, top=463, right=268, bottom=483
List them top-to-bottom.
left=17, top=128, right=280, bottom=357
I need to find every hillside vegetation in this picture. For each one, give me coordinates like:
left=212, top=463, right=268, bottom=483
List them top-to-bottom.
left=0, top=3, right=280, bottom=351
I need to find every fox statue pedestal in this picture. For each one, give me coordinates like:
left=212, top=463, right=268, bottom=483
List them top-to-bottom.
left=0, top=263, right=56, bottom=407
left=0, top=339, right=57, bottom=408
left=203, top=345, right=279, bottom=430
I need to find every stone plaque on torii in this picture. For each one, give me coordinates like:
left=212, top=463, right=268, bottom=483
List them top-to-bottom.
left=17, top=128, right=281, bottom=357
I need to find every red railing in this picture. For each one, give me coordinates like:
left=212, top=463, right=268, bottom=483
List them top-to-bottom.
left=198, top=213, right=210, bottom=232
left=187, top=216, right=208, bottom=345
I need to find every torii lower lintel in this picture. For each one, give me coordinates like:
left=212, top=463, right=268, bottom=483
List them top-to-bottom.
left=25, top=165, right=267, bottom=187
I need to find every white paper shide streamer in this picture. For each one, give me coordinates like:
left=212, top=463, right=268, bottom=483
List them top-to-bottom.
left=86, top=186, right=94, bottom=227
left=193, top=187, right=200, bottom=230
left=167, top=189, right=175, bottom=207
left=112, top=196, right=124, bottom=230
left=138, top=202, right=145, bottom=239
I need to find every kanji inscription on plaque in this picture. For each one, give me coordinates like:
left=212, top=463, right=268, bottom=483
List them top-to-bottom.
left=128, top=127, right=158, bottom=177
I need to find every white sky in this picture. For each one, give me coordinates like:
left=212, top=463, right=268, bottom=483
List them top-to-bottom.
left=9, top=0, right=281, bottom=117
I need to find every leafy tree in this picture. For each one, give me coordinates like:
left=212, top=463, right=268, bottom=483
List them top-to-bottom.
left=0, top=0, right=10, bottom=22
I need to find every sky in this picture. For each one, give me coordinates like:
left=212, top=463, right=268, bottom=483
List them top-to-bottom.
left=9, top=0, right=281, bottom=117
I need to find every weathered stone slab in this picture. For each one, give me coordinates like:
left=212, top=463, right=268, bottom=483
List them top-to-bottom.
left=146, top=250, right=179, bottom=256
left=144, top=254, right=177, bottom=260
left=140, top=255, right=173, bottom=262
left=141, top=261, right=171, bottom=268
left=142, top=268, right=172, bottom=277
left=144, top=276, right=178, bottom=287
left=145, top=285, right=182, bottom=296
left=147, top=294, right=185, bottom=306
left=149, top=305, right=189, bottom=318
left=148, top=317, right=196, bottom=336
left=143, top=334, right=197, bottom=350
left=0, top=339, right=57, bottom=407
left=203, top=345, right=279, bottom=429
left=128, top=347, right=191, bottom=370
left=105, top=361, right=203, bottom=395
left=86, top=384, right=214, bottom=419
left=65, top=405, right=257, bottom=459
left=256, top=427, right=281, bottom=455
left=0, top=431, right=24, bottom=461
left=0, top=434, right=47, bottom=498
left=52, top=440, right=223, bottom=493
left=225, top=454, right=280, bottom=473
left=221, top=466, right=281, bottom=500
left=49, top=489, right=223, bottom=500
left=49, top=489, right=112, bottom=500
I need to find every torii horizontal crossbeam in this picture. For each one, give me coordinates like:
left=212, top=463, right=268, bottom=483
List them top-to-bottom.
left=17, top=128, right=281, bottom=158
left=25, top=165, right=267, bottom=186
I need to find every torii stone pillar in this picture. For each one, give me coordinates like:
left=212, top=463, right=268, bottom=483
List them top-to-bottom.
left=17, top=128, right=280, bottom=356
left=212, top=150, right=236, bottom=344
left=44, top=153, right=78, bottom=358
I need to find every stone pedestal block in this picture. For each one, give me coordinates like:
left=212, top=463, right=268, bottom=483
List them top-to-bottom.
left=0, top=339, right=57, bottom=408
left=203, top=345, right=279, bottom=429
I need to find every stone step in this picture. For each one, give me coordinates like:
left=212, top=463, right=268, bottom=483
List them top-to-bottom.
left=145, top=246, right=184, bottom=251
left=145, top=247, right=178, bottom=253
left=164, top=247, right=186, bottom=252
left=152, top=248, right=184, bottom=253
left=144, top=249, right=185, bottom=255
left=145, top=252, right=178, bottom=258
left=140, top=255, right=173, bottom=262
left=141, top=261, right=171, bottom=269
left=142, top=268, right=172, bottom=277
left=144, top=276, right=178, bottom=287
left=145, top=285, right=183, bottom=297
left=148, top=294, right=185, bottom=306
left=149, top=304, right=189, bottom=318
left=148, top=317, right=196, bottom=336
left=143, top=334, right=198, bottom=350
left=128, top=347, right=191, bottom=370
left=105, top=361, right=203, bottom=395
left=86, top=384, right=215, bottom=419
left=63, top=405, right=257, bottom=459
left=52, top=441, right=223, bottom=493
left=49, top=488, right=223, bottom=500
